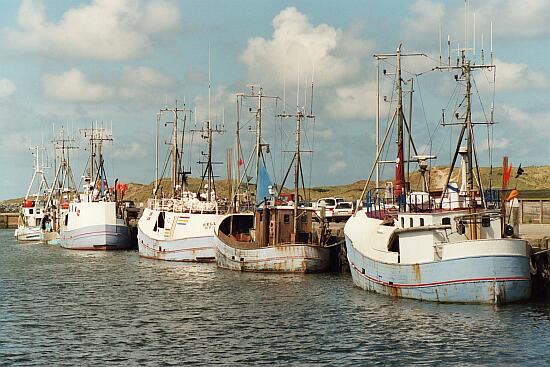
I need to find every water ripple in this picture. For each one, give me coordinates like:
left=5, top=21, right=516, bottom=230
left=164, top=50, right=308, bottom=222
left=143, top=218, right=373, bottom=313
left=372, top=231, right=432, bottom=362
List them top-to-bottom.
left=1, top=230, right=550, bottom=366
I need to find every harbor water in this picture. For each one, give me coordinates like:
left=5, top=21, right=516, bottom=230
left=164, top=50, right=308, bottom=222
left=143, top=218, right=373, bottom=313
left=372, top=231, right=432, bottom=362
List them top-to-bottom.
left=1, top=229, right=550, bottom=366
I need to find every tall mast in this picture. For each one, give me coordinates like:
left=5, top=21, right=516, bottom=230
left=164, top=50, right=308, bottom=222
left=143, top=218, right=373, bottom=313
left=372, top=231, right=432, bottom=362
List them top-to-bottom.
left=394, top=45, right=406, bottom=198
left=358, top=47, right=425, bottom=205
left=464, top=59, right=475, bottom=210
left=232, top=87, right=278, bottom=207
left=255, top=88, right=263, bottom=188
left=159, top=105, right=190, bottom=196
left=172, top=107, right=178, bottom=195
left=293, top=110, right=303, bottom=238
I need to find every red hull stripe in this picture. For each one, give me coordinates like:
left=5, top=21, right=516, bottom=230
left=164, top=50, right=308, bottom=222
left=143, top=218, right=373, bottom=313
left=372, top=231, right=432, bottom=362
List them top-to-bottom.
left=140, top=241, right=214, bottom=253
left=225, top=255, right=322, bottom=263
left=351, top=263, right=529, bottom=288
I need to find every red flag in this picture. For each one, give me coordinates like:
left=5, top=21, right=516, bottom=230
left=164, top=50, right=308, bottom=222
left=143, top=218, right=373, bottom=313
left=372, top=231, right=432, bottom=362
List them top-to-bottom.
left=238, top=158, right=243, bottom=166
left=503, top=163, right=513, bottom=187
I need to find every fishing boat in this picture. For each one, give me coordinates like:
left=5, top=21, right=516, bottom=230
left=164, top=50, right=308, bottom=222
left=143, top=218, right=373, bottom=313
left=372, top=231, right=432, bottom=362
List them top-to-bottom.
left=344, top=45, right=531, bottom=304
left=215, top=87, right=330, bottom=273
left=137, top=102, right=225, bottom=262
left=60, top=126, right=131, bottom=250
left=41, top=127, right=79, bottom=245
left=15, top=146, right=49, bottom=241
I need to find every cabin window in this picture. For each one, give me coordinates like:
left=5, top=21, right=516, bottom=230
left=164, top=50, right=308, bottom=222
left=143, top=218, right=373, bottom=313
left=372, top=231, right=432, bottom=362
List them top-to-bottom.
left=29, top=208, right=33, bottom=214
left=36, top=209, right=40, bottom=214
left=157, top=212, right=165, bottom=229
left=65, top=214, right=68, bottom=226
left=284, top=214, right=290, bottom=224
left=301, top=215, right=308, bottom=223
left=400, top=217, right=404, bottom=228
left=442, top=217, right=451, bottom=225
left=409, top=218, right=413, bottom=227
left=420, top=218, right=425, bottom=227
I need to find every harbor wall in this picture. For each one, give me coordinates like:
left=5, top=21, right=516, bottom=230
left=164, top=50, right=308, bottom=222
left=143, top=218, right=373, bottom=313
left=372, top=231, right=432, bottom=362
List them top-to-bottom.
left=0, top=213, right=18, bottom=229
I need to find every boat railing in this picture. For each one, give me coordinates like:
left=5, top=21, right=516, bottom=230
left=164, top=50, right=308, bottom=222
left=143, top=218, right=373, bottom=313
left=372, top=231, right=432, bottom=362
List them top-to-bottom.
left=363, top=188, right=503, bottom=219
left=147, top=198, right=228, bottom=214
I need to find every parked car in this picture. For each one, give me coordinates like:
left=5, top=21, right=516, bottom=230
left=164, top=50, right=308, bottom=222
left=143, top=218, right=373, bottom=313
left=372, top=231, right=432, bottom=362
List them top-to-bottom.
left=314, top=197, right=345, bottom=221
left=332, top=201, right=354, bottom=222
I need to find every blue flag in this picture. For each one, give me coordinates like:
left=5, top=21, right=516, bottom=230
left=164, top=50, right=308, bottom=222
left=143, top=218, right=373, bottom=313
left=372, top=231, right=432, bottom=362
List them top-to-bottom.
left=256, top=159, right=272, bottom=207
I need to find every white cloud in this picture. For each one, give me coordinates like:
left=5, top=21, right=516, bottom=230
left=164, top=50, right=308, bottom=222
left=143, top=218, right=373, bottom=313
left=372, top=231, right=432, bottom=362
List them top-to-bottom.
left=6, top=0, right=181, bottom=60
left=403, top=0, right=550, bottom=49
left=403, top=0, right=444, bottom=37
left=474, top=0, right=550, bottom=40
left=240, top=7, right=371, bottom=88
left=492, top=58, right=548, bottom=92
left=41, top=66, right=176, bottom=102
left=119, top=66, right=176, bottom=100
left=41, top=69, right=114, bottom=102
left=0, top=78, right=16, bottom=98
left=327, top=81, right=377, bottom=120
left=193, top=85, right=233, bottom=123
left=499, top=104, right=550, bottom=132
left=316, top=129, right=334, bottom=141
left=0, top=132, right=29, bottom=155
left=112, top=141, right=148, bottom=160
left=328, top=160, right=347, bottom=175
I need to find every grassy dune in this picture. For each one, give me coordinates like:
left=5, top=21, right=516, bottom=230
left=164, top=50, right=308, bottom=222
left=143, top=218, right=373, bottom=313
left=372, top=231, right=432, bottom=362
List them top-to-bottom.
left=4, top=165, right=550, bottom=206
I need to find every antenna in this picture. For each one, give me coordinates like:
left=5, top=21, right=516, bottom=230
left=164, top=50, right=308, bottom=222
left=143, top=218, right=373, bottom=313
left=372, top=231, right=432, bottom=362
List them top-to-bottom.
left=464, top=0, right=468, bottom=56
left=473, top=12, right=476, bottom=62
left=490, top=21, right=493, bottom=64
left=439, top=24, right=442, bottom=65
left=481, top=32, right=485, bottom=64
left=447, top=34, right=451, bottom=66
left=208, top=44, right=212, bottom=129
left=310, top=63, right=315, bottom=115
left=296, top=64, right=300, bottom=109
left=283, top=65, right=286, bottom=113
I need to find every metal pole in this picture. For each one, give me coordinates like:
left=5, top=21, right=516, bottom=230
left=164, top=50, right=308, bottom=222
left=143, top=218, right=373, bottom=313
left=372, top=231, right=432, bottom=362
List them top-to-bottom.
left=376, top=58, right=380, bottom=190
left=294, top=112, right=302, bottom=240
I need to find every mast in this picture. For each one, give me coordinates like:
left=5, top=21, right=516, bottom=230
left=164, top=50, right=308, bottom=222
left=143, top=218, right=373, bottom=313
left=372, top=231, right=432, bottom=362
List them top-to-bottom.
left=394, top=45, right=406, bottom=199
left=358, top=47, right=425, bottom=205
left=437, top=49, right=495, bottom=218
left=464, top=59, right=475, bottom=210
left=232, top=86, right=278, bottom=206
left=255, top=87, right=263, bottom=189
left=278, top=102, right=314, bottom=239
left=159, top=105, right=191, bottom=196
left=172, top=107, right=178, bottom=195
left=293, top=110, right=303, bottom=238
left=195, top=113, right=224, bottom=203
left=80, top=125, right=113, bottom=197
left=45, top=127, right=78, bottom=209
left=25, top=145, right=49, bottom=201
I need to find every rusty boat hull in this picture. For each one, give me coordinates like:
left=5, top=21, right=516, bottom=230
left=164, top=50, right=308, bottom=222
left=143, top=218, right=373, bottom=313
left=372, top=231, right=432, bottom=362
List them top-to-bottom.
left=214, top=214, right=330, bottom=273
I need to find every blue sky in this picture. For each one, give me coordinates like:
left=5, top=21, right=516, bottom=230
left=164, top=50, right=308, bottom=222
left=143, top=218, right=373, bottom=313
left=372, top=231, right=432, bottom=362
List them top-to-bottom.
left=1, top=0, right=549, bottom=200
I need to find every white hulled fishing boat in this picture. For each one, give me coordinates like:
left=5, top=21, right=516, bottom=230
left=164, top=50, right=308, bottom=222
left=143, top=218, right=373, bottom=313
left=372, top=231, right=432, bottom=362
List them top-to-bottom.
left=344, top=45, right=530, bottom=304
left=215, top=87, right=330, bottom=273
left=137, top=101, right=225, bottom=262
left=60, top=126, right=131, bottom=250
left=41, top=127, right=79, bottom=245
left=15, top=145, right=49, bottom=241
